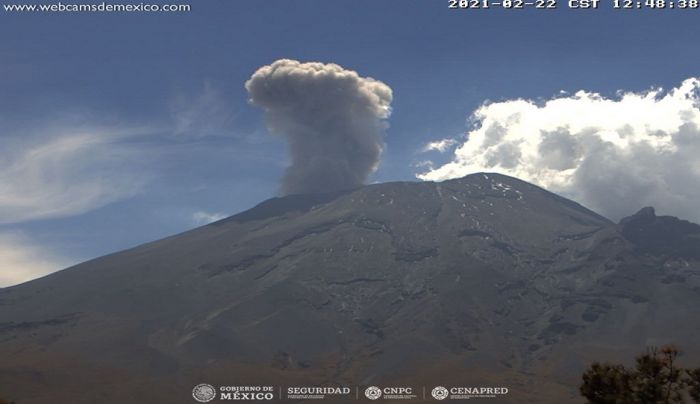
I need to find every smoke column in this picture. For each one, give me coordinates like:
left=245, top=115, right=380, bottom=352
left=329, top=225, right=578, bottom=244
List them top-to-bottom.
left=245, top=59, right=393, bottom=195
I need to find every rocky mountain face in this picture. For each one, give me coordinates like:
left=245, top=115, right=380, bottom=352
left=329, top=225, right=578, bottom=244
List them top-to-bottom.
left=1, top=173, right=699, bottom=403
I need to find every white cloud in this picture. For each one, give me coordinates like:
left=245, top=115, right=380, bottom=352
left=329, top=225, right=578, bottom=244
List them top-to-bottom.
left=419, top=78, right=700, bottom=222
left=0, top=129, right=150, bottom=225
left=422, top=138, right=457, bottom=153
left=192, top=210, right=227, bottom=225
left=0, top=232, right=71, bottom=287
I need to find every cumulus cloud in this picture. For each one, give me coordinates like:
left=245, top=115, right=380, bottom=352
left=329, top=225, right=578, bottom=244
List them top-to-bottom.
left=245, top=59, right=392, bottom=195
left=419, top=78, right=700, bottom=222
left=0, top=130, right=149, bottom=224
left=0, top=232, right=70, bottom=287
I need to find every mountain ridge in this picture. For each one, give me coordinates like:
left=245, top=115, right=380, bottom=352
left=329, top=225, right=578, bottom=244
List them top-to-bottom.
left=1, top=173, right=699, bottom=404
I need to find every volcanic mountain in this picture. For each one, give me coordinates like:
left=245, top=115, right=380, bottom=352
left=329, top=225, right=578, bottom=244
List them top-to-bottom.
left=1, top=173, right=700, bottom=403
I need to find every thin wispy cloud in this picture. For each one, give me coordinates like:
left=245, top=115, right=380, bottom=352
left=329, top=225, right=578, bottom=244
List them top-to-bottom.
left=0, top=79, right=259, bottom=284
left=0, top=79, right=249, bottom=227
left=169, top=81, right=237, bottom=138
left=0, top=130, right=150, bottom=225
left=191, top=210, right=227, bottom=225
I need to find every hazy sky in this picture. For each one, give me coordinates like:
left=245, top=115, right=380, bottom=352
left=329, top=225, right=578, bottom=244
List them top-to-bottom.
left=2, top=1, right=700, bottom=286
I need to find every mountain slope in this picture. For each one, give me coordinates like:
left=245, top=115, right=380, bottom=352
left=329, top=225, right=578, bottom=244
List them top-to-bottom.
left=1, top=173, right=699, bottom=403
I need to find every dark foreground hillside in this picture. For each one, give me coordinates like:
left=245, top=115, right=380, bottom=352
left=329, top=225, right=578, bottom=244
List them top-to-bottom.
left=1, top=173, right=699, bottom=403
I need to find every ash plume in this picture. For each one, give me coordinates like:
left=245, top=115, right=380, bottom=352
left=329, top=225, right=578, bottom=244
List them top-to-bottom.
left=245, top=59, right=392, bottom=195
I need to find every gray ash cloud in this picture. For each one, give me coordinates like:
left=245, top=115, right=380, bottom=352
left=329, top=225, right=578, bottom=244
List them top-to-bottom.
left=246, top=59, right=392, bottom=195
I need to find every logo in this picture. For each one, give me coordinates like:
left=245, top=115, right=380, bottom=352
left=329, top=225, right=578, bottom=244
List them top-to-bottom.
left=192, top=383, right=217, bottom=403
left=219, top=385, right=275, bottom=400
left=286, top=386, right=352, bottom=400
left=363, top=386, right=417, bottom=400
left=365, top=386, right=382, bottom=400
left=431, top=386, right=449, bottom=400
left=432, top=386, right=509, bottom=400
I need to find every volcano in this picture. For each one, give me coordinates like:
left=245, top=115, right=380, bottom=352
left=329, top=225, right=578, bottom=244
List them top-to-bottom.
left=1, top=173, right=700, bottom=403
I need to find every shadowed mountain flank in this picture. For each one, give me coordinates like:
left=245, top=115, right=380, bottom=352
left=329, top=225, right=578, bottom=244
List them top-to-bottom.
left=1, top=173, right=699, bottom=403
left=620, top=206, right=700, bottom=259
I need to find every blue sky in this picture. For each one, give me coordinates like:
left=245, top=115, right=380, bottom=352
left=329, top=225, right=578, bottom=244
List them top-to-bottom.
left=1, top=1, right=700, bottom=285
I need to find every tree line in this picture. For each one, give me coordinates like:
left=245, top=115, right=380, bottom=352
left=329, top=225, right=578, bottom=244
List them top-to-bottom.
left=581, top=346, right=700, bottom=403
